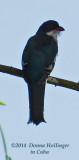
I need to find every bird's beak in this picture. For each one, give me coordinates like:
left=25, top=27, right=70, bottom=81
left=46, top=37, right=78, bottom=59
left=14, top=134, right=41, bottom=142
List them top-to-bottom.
left=56, top=26, right=65, bottom=31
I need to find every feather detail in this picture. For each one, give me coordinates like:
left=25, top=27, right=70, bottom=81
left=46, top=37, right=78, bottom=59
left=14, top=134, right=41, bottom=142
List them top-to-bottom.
left=27, top=83, right=46, bottom=125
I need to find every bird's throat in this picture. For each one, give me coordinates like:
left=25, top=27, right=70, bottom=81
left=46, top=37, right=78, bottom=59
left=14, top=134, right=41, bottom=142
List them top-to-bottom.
left=46, top=30, right=59, bottom=44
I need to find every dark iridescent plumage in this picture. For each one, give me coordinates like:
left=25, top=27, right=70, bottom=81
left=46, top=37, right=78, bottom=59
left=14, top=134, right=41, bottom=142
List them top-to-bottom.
left=22, top=20, right=64, bottom=125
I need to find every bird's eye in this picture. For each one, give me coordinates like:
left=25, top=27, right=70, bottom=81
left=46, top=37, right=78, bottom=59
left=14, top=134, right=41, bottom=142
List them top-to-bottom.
left=49, top=24, right=54, bottom=28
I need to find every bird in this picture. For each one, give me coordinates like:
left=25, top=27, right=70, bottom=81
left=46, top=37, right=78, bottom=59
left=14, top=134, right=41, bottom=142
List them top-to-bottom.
left=22, top=20, right=65, bottom=125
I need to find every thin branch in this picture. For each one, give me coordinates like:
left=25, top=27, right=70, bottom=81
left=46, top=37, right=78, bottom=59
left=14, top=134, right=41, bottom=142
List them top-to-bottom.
left=0, top=64, right=79, bottom=91
left=0, top=64, right=23, bottom=77
left=48, top=76, right=79, bottom=91
left=0, top=125, right=12, bottom=160
left=0, top=125, right=7, bottom=155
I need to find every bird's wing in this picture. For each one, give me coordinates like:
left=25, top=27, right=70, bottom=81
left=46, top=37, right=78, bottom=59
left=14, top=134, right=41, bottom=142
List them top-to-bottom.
left=22, top=35, right=58, bottom=84
left=22, top=37, right=32, bottom=68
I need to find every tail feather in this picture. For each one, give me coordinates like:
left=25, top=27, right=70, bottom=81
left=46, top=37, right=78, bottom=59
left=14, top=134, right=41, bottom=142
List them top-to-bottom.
left=28, top=83, right=46, bottom=125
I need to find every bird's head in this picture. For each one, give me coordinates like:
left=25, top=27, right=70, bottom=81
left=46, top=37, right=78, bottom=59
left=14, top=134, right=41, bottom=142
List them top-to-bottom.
left=36, top=20, right=65, bottom=40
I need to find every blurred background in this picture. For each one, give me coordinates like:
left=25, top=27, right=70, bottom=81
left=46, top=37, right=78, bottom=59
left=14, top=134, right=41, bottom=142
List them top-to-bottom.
left=0, top=0, right=79, bottom=159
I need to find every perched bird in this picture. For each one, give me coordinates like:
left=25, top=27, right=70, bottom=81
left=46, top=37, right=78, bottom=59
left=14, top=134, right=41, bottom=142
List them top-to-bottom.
left=22, top=20, right=65, bottom=125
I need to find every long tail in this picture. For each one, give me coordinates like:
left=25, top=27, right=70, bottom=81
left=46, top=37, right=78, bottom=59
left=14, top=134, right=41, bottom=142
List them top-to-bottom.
left=27, top=83, right=46, bottom=125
